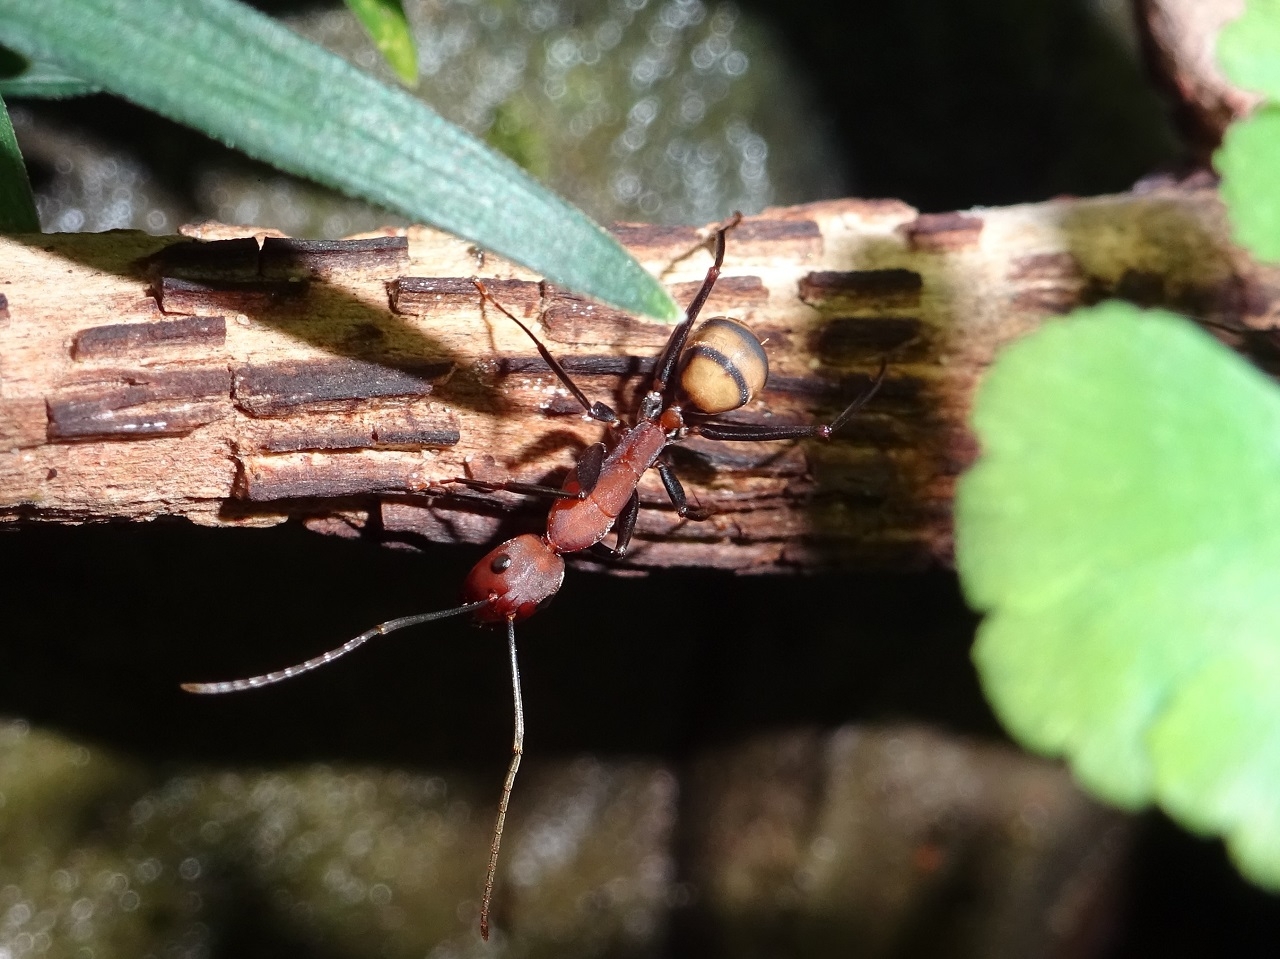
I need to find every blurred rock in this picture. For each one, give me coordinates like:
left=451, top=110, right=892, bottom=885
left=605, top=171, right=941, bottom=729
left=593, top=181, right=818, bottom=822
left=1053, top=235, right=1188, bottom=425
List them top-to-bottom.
left=0, top=718, right=1129, bottom=958
left=681, top=725, right=1131, bottom=959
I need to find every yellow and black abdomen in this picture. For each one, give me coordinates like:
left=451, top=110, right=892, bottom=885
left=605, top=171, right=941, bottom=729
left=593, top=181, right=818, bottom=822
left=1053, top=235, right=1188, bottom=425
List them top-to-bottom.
left=678, top=317, right=769, bottom=414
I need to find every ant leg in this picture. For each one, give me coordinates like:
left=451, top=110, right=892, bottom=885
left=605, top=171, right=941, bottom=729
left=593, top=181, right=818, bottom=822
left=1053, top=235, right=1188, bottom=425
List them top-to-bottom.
left=710, top=209, right=746, bottom=236
left=661, top=211, right=745, bottom=280
left=652, top=212, right=742, bottom=400
left=473, top=280, right=618, bottom=425
left=694, top=359, right=887, bottom=443
left=569, top=442, right=606, bottom=495
left=435, top=444, right=608, bottom=503
left=585, top=458, right=714, bottom=564
left=656, top=459, right=713, bottom=521
left=441, top=477, right=578, bottom=500
left=589, top=490, right=641, bottom=560
left=612, top=490, right=641, bottom=555
left=480, top=618, right=523, bottom=941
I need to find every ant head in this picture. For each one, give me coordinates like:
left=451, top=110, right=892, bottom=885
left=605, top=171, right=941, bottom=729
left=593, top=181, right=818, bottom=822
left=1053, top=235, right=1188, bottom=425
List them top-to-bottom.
left=678, top=316, right=769, bottom=414
left=463, top=534, right=565, bottom=624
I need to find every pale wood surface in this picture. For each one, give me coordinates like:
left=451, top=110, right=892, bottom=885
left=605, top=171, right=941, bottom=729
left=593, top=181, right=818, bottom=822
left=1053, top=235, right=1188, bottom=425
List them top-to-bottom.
left=1137, top=0, right=1257, bottom=152
left=2, top=184, right=1273, bottom=572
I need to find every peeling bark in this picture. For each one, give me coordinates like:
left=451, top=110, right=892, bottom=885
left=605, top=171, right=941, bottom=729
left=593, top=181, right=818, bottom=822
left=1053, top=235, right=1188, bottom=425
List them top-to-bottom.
left=2, top=185, right=1274, bottom=572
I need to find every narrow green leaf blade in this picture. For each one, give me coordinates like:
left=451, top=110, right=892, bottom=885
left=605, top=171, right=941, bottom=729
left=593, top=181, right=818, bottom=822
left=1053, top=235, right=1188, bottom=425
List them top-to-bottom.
left=0, top=0, right=678, bottom=320
left=344, top=0, right=418, bottom=86
left=0, top=47, right=99, bottom=98
left=0, top=94, right=39, bottom=232
left=956, top=303, right=1280, bottom=891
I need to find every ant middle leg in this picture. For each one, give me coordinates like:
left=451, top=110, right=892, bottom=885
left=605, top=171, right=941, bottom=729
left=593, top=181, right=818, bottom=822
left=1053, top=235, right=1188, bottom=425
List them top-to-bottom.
left=586, top=457, right=712, bottom=562
left=589, top=490, right=641, bottom=561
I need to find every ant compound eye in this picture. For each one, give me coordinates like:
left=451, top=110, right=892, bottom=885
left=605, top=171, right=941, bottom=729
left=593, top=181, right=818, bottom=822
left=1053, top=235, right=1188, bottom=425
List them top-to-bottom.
left=679, top=317, right=768, bottom=414
left=490, top=553, right=513, bottom=574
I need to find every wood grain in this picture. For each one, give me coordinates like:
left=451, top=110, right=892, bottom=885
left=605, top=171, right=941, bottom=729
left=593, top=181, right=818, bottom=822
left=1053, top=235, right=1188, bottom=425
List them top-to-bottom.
left=2, top=184, right=1274, bottom=572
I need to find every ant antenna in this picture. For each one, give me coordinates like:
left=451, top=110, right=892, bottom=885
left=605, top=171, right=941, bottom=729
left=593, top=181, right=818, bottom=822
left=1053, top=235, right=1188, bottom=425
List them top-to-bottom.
left=180, top=600, right=491, bottom=694
left=183, top=600, right=525, bottom=942
left=480, top=616, right=523, bottom=941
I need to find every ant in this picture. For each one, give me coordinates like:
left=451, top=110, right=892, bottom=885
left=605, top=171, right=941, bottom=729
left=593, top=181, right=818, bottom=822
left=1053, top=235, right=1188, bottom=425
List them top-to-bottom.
left=182, top=214, right=886, bottom=940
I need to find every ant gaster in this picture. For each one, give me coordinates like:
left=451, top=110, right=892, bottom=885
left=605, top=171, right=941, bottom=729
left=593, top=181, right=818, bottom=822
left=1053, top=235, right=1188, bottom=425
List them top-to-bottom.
left=182, top=213, right=886, bottom=940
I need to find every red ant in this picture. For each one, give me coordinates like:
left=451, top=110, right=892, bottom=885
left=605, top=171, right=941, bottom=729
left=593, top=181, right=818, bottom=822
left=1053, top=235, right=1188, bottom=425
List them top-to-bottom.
left=182, top=214, right=886, bottom=940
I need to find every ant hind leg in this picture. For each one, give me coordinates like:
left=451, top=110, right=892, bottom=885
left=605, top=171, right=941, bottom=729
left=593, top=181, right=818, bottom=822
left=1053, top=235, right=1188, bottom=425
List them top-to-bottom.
left=472, top=279, right=619, bottom=426
left=694, top=358, right=888, bottom=443
left=430, top=443, right=611, bottom=503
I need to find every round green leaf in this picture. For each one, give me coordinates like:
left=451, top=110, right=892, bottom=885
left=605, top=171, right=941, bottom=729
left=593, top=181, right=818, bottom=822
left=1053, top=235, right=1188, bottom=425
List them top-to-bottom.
left=1218, top=0, right=1280, bottom=99
left=1216, top=107, right=1280, bottom=263
left=956, top=303, right=1280, bottom=891
left=1152, top=650, right=1280, bottom=887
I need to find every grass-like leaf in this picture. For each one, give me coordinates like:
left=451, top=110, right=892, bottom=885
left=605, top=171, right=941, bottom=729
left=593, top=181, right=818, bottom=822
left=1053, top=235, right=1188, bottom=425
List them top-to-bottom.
left=0, top=0, right=678, bottom=320
left=344, top=0, right=418, bottom=86
left=0, top=47, right=99, bottom=98
left=0, top=94, right=38, bottom=232
left=956, top=303, right=1280, bottom=891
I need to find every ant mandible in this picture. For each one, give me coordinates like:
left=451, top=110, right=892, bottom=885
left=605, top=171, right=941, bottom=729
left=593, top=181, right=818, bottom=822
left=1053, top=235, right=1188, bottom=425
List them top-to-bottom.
left=182, top=213, right=886, bottom=940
